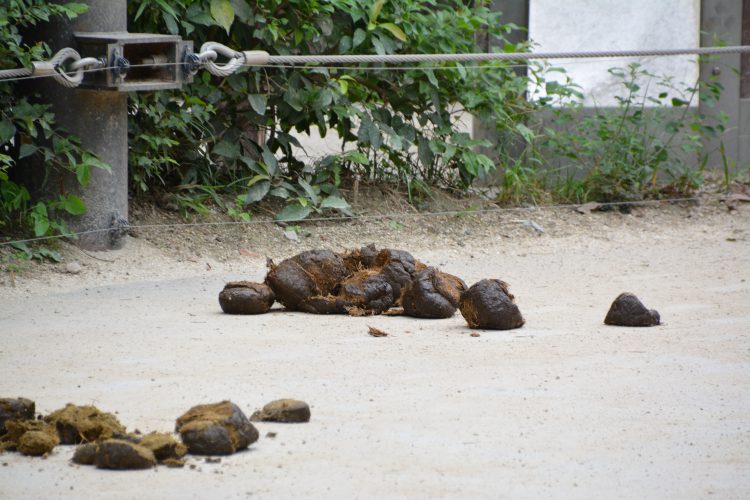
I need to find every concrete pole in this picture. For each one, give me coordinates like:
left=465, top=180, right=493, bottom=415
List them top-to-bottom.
left=26, top=0, right=128, bottom=250
left=473, top=0, right=530, bottom=185
left=700, top=0, right=742, bottom=171
left=740, top=0, right=749, bottom=169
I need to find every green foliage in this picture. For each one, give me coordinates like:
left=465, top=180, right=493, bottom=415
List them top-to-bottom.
left=1, top=0, right=735, bottom=241
left=127, top=0, right=534, bottom=217
left=1, top=1, right=109, bottom=239
left=538, top=63, right=726, bottom=203
left=8, top=240, right=62, bottom=262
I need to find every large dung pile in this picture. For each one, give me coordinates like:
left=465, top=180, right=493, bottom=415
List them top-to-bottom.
left=224, top=244, right=526, bottom=331
left=175, top=400, right=259, bottom=455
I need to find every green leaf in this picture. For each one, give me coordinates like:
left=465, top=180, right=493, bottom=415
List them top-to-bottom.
left=210, top=0, right=235, bottom=34
left=230, top=0, right=252, bottom=22
left=369, top=0, right=385, bottom=25
left=133, top=2, right=148, bottom=21
left=64, top=3, right=89, bottom=15
left=163, top=12, right=178, bottom=34
left=379, top=23, right=407, bottom=42
left=352, top=28, right=366, bottom=48
left=371, top=36, right=386, bottom=55
left=423, top=69, right=438, bottom=88
left=338, top=79, right=349, bottom=95
left=248, top=94, right=267, bottom=115
left=671, top=97, right=689, bottom=107
left=0, top=120, right=16, bottom=143
left=515, top=123, right=535, bottom=144
left=368, top=124, right=381, bottom=150
left=417, top=137, right=433, bottom=168
left=213, top=140, right=240, bottom=159
left=443, top=143, right=457, bottom=161
left=19, top=144, right=39, bottom=159
left=261, top=147, right=278, bottom=176
left=343, top=151, right=369, bottom=165
left=462, top=151, right=478, bottom=176
left=83, top=154, right=111, bottom=172
left=476, top=154, right=495, bottom=174
left=76, top=163, right=90, bottom=186
left=247, top=174, right=271, bottom=187
left=297, top=178, right=319, bottom=206
left=245, top=180, right=270, bottom=204
left=270, top=187, right=290, bottom=199
left=62, top=195, right=87, bottom=215
left=320, top=195, right=350, bottom=210
left=31, top=203, right=49, bottom=237
left=276, top=203, right=312, bottom=221
left=34, top=218, right=50, bottom=237
left=10, top=241, right=32, bottom=258
left=37, top=247, right=62, bottom=263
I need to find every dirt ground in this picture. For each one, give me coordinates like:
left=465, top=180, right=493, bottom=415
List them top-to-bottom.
left=1, top=193, right=749, bottom=499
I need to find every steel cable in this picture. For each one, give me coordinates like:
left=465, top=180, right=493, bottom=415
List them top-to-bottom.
left=1, top=45, right=748, bottom=83
left=265, top=45, right=750, bottom=66
left=0, top=67, right=33, bottom=79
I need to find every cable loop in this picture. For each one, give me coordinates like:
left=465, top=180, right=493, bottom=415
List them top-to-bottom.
left=199, top=42, right=244, bottom=77
left=49, top=47, right=85, bottom=88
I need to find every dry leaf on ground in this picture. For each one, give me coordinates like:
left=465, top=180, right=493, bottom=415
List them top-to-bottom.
left=367, top=326, right=389, bottom=337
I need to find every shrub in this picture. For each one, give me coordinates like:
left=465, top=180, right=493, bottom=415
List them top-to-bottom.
left=127, top=0, right=535, bottom=218
left=541, top=63, right=727, bottom=202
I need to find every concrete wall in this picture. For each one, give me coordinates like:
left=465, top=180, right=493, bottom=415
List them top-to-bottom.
left=529, top=0, right=701, bottom=107
left=701, top=0, right=744, bottom=169
left=742, top=0, right=750, bottom=168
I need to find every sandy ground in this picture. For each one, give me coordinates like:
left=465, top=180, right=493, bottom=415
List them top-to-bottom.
left=1, top=198, right=749, bottom=499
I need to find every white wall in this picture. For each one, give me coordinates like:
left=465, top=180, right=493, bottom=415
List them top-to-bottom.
left=529, top=0, right=701, bottom=106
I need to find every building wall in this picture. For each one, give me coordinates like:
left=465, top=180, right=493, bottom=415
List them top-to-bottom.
left=529, top=0, right=701, bottom=106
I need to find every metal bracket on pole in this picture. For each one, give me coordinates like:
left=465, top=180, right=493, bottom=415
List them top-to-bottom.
left=74, top=32, right=194, bottom=91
